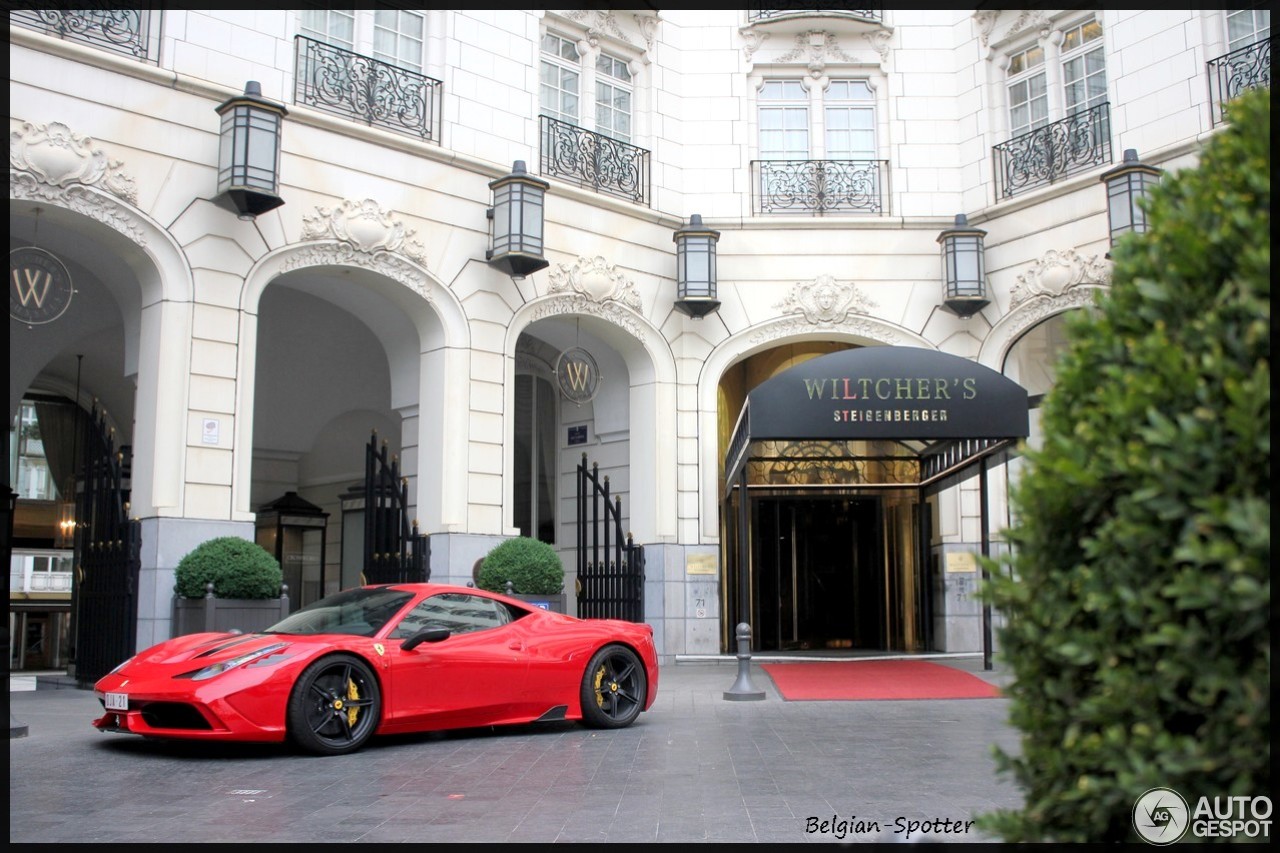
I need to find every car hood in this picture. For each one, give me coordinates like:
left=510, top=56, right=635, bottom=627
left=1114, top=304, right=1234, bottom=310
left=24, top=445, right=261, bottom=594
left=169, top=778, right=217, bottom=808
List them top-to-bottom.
left=129, top=632, right=291, bottom=667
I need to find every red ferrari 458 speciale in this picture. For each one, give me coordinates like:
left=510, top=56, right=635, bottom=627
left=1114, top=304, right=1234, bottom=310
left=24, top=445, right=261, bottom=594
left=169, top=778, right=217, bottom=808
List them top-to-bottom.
left=93, top=583, right=659, bottom=755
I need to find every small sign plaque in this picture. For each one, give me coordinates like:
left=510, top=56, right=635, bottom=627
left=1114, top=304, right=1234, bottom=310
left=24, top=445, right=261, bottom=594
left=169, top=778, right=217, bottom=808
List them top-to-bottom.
left=202, top=418, right=220, bottom=445
left=567, top=424, right=588, bottom=446
left=944, top=551, right=978, bottom=573
left=686, top=554, right=717, bottom=575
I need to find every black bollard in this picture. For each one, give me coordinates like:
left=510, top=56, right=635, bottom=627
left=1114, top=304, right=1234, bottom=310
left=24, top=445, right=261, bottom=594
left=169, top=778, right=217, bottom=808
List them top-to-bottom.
left=723, top=622, right=766, bottom=701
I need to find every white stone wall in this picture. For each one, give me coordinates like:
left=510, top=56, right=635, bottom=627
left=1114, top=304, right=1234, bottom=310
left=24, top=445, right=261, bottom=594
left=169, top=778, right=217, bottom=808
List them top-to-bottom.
left=9, top=9, right=1246, bottom=656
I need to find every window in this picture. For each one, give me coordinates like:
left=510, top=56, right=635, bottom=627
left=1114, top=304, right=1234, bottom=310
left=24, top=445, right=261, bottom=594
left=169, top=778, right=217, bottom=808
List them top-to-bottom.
left=299, top=8, right=424, bottom=72
left=1226, top=8, right=1270, bottom=51
left=299, top=9, right=355, bottom=51
left=373, top=9, right=424, bottom=72
left=1005, top=17, right=1106, bottom=136
left=1060, top=18, right=1106, bottom=115
left=539, top=30, right=634, bottom=143
left=540, top=32, right=581, bottom=126
left=1007, top=45, right=1048, bottom=137
left=595, top=52, right=634, bottom=143
left=753, top=77, right=885, bottom=214
left=758, top=79, right=878, bottom=160
left=758, top=80, right=809, bottom=159
left=824, top=80, right=876, bottom=160
left=513, top=374, right=556, bottom=544
left=10, top=396, right=79, bottom=502
left=390, top=592, right=514, bottom=639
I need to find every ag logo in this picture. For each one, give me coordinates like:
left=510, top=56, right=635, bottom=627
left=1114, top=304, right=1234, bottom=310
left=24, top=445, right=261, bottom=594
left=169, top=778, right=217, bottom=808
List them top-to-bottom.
left=1134, top=787, right=1189, bottom=845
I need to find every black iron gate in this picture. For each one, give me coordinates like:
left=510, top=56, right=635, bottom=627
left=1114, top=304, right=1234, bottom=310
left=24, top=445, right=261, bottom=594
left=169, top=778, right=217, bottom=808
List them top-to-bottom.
left=71, top=405, right=141, bottom=686
left=360, top=430, right=430, bottom=584
left=576, top=453, right=644, bottom=621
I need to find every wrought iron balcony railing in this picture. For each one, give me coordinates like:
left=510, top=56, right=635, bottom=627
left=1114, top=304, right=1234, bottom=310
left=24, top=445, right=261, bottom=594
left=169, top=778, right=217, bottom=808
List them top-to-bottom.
left=747, top=7, right=882, bottom=23
left=10, top=8, right=162, bottom=63
left=294, top=35, right=442, bottom=143
left=1207, top=37, right=1271, bottom=127
left=993, top=102, right=1112, bottom=200
left=539, top=115, right=651, bottom=206
left=752, top=159, right=888, bottom=215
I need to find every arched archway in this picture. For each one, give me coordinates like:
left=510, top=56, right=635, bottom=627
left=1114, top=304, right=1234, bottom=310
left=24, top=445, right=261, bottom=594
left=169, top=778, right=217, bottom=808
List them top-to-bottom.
left=237, top=239, right=468, bottom=604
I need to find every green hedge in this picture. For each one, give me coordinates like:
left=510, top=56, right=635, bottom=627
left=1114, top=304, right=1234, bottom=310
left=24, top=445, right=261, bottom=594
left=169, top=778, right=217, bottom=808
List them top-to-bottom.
left=979, top=88, right=1270, bottom=842
left=173, top=536, right=283, bottom=600
left=476, top=537, right=565, bottom=595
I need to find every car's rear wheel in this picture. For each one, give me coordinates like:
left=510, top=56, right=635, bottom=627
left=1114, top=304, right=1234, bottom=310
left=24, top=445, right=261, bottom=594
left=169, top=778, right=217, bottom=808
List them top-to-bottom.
left=580, top=644, right=645, bottom=729
left=287, top=654, right=381, bottom=756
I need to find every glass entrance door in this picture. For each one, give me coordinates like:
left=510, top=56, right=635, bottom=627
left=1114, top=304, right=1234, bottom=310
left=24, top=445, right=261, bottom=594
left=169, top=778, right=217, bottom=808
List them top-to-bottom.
left=752, top=496, right=882, bottom=651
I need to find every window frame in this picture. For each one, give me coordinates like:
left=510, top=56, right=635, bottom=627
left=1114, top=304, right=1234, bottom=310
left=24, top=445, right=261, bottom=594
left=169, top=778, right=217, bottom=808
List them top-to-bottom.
left=298, top=8, right=425, bottom=73
left=1226, top=8, right=1270, bottom=52
left=1059, top=17, right=1106, bottom=117
left=538, top=21, right=643, bottom=146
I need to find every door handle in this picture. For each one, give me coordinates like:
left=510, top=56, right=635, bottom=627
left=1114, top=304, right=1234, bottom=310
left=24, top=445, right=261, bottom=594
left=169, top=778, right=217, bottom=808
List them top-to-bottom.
left=508, top=640, right=523, bottom=651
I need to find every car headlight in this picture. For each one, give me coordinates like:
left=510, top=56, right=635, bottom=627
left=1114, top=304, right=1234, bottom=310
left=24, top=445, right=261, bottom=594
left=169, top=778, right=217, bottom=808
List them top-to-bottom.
left=181, top=642, right=291, bottom=681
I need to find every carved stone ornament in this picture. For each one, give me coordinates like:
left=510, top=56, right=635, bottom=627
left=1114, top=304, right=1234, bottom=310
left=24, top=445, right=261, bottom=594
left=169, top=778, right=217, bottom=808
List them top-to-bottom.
left=975, top=9, right=1052, bottom=49
left=562, top=10, right=629, bottom=45
left=739, top=27, right=770, bottom=63
left=861, top=28, right=894, bottom=65
left=776, top=30, right=856, bottom=77
left=10, top=120, right=137, bottom=204
left=300, top=199, right=425, bottom=263
left=1009, top=248, right=1111, bottom=308
left=547, top=255, right=643, bottom=312
left=775, top=274, right=878, bottom=324
left=530, top=294, right=644, bottom=340
left=748, top=314, right=902, bottom=347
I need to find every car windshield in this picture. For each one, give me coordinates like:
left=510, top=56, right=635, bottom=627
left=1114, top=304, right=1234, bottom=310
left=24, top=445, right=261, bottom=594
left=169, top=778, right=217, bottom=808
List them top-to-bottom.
left=265, top=587, right=415, bottom=637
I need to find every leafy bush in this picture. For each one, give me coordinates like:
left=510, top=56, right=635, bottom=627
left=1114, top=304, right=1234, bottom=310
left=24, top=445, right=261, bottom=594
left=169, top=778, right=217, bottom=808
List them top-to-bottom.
left=980, top=87, right=1270, bottom=842
left=174, top=536, right=283, bottom=600
left=476, top=537, right=565, bottom=595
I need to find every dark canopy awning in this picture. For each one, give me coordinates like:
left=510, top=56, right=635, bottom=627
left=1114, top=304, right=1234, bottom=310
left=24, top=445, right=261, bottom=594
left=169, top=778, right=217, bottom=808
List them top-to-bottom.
left=724, top=346, right=1030, bottom=493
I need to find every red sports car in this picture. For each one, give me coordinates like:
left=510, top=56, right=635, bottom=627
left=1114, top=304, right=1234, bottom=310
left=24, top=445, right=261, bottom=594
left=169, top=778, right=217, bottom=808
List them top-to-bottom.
left=92, top=583, right=659, bottom=756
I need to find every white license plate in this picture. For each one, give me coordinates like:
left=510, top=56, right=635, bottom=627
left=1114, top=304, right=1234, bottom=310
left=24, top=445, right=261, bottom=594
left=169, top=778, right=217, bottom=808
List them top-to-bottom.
left=105, top=692, right=128, bottom=711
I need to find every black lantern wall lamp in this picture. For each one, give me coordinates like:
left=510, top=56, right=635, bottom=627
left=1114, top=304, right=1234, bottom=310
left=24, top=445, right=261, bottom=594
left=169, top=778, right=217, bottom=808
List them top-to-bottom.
left=214, top=81, right=287, bottom=219
left=1100, top=148, right=1162, bottom=251
left=487, top=160, right=550, bottom=276
left=673, top=213, right=721, bottom=319
left=938, top=213, right=989, bottom=319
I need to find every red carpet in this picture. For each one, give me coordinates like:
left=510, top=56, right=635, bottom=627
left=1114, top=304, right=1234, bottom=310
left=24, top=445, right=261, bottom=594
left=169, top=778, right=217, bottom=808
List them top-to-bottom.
left=760, top=659, right=1001, bottom=701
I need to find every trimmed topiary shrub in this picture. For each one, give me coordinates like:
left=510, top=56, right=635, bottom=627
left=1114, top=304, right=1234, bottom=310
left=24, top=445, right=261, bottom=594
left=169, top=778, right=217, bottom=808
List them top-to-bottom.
left=979, top=87, right=1270, bottom=843
left=174, top=536, right=284, bottom=600
left=476, top=537, right=565, bottom=595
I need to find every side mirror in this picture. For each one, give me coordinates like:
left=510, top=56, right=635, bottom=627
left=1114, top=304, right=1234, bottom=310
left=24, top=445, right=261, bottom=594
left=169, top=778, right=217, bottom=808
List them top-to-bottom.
left=401, top=626, right=451, bottom=651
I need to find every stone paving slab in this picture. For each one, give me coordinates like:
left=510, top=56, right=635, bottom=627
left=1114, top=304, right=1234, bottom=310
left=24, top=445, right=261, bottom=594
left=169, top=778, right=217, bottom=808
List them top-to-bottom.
left=8, top=659, right=1022, bottom=844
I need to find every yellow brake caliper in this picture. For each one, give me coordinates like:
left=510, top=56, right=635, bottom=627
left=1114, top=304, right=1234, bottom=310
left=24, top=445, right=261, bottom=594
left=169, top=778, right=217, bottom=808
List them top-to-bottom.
left=593, top=665, right=619, bottom=708
left=593, top=665, right=606, bottom=707
left=344, top=678, right=361, bottom=727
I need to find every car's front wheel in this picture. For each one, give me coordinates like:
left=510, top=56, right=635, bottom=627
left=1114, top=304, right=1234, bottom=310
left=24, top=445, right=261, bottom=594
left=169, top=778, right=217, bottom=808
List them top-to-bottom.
left=580, top=644, right=645, bottom=729
left=287, top=654, right=381, bottom=756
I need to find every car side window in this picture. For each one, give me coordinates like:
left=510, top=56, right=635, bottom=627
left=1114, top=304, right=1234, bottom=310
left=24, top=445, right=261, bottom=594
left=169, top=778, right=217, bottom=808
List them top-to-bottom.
left=390, top=592, right=513, bottom=640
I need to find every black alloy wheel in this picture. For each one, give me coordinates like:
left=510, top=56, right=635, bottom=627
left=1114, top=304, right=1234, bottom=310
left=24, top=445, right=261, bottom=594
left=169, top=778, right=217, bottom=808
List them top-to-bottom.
left=579, top=644, right=645, bottom=729
left=287, top=653, right=381, bottom=756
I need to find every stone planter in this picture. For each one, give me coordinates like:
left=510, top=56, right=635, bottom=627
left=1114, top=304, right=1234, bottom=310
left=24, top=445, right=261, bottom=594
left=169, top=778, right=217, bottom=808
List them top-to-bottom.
left=172, top=583, right=290, bottom=636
